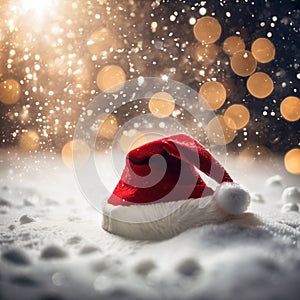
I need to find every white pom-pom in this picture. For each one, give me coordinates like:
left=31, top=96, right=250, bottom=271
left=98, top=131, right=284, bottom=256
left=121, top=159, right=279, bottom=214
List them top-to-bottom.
left=214, top=182, right=251, bottom=215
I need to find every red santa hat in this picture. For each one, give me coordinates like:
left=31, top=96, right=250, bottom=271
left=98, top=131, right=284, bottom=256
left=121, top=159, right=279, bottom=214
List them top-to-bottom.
left=102, top=134, right=250, bottom=240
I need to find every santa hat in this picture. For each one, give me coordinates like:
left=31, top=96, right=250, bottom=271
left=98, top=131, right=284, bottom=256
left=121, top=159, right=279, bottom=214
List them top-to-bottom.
left=102, top=134, right=250, bottom=240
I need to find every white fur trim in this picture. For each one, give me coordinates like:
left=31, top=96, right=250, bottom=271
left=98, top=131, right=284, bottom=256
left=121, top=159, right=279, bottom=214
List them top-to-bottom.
left=214, top=182, right=251, bottom=215
left=102, top=196, right=230, bottom=240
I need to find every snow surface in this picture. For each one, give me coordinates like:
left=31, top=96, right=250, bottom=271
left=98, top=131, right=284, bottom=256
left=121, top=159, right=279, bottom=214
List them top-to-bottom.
left=0, top=149, right=300, bottom=300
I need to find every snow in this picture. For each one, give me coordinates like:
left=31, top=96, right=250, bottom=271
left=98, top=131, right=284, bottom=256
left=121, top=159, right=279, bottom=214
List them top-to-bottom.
left=0, top=150, right=300, bottom=300
left=281, top=187, right=300, bottom=204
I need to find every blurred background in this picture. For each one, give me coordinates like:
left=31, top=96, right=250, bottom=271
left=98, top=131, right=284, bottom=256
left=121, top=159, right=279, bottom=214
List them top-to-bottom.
left=0, top=0, right=299, bottom=175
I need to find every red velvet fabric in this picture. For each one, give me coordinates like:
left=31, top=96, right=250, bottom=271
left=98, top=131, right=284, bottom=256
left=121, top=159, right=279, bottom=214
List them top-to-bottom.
left=108, top=134, right=233, bottom=206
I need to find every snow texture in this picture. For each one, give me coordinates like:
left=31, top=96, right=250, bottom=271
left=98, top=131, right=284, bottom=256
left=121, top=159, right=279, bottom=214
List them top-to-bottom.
left=0, top=150, right=300, bottom=300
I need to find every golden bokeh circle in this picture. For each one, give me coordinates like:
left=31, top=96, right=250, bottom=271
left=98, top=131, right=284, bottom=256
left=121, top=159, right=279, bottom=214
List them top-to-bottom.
left=193, top=16, right=222, bottom=44
left=87, top=28, right=116, bottom=56
left=223, top=36, right=245, bottom=56
left=251, top=38, right=275, bottom=63
left=192, top=43, right=219, bottom=65
left=230, top=50, right=257, bottom=77
left=96, top=65, right=126, bottom=93
left=246, top=72, right=274, bottom=98
left=0, top=79, right=21, bottom=105
left=199, top=81, right=226, bottom=110
left=148, top=92, right=175, bottom=118
left=280, top=96, right=300, bottom=122
left=224, top=104, right=250, bottom=130
left=97, top=113, right=118, bottom=140
left=207, top=115, right=236, bottom=145
left=119, top=129, right=147, bottom=153
left=19, top=130, right=40, bottom=151
left=129, top=135, right=148, bottom=151
left=61, top=139, right=91, bottom=168
left=284, top=148, right=300, bottom=175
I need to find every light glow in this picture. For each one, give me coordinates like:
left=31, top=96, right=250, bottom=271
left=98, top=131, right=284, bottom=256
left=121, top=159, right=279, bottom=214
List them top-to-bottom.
left=20, top=0, right=55, bottom=19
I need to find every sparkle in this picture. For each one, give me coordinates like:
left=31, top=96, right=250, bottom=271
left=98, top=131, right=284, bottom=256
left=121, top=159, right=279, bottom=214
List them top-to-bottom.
left=0, top=0, right=297, bottom=160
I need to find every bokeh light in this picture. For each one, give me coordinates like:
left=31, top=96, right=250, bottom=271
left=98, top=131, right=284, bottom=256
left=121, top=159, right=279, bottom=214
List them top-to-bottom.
left=0, top=0, right=297, bottom=172
left=20, top=0, right=55, bottom=19
left=193, top=16, right=222, bottom=44
left=87, top=28, right=116, bottom=57
left=223, top=36, right=245, bottom=56
left=251, top=38, right=275, bottom=63
left=192, top=43, right=219, bottom=65
left=230, top=50, right=257, bottom=77
left=96, top=65, right=126, bottom=93
left=247, top=72, right=274, bottom=99
left=0, top=80, right=21, bottom=105
left=199, top=81, right=226, bottom=110
left=148, top=92, right=175, bottom=118
left=280, top=96, right=300, bottom=122
left=224, top=104, right=250, bottom=130
left=97, top=113, right=119, bottom=140
left=207, top=115, right=236, bottom=145
left=119, top=129, right=147, bottom=153
left=19, top=130, right=40, bottom=152
left=129, top=135, right=149, bottom=151
left=61, top=140, right=91, bottom=168
left=284, top=148, right=300, bottom=175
